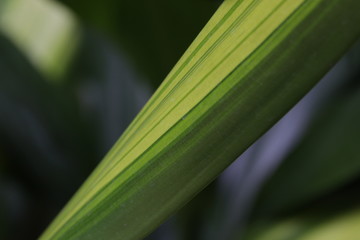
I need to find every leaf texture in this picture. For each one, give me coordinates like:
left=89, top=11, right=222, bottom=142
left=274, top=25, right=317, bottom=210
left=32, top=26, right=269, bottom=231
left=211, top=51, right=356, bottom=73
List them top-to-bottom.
left=40, top=0, right=360, bottom=239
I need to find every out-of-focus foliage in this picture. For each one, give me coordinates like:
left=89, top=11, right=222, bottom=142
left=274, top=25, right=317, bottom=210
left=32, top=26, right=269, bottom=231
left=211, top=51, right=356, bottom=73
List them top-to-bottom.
left=0, top=0, right=79, bottom=80
left=57, top=0, right=221, bottom=87
left=0, top=1, right=149, bottom=239
left=0, top=31, right=87, bottom=239
left=253, top=82, right=360, bottom=218
left=243, top=173, right=360, bottom=240
left=245, top=208, right=360, bottom=240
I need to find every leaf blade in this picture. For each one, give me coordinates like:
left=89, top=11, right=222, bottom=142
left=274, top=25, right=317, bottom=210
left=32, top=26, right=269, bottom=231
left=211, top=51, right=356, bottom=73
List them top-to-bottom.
left=41, top=0, right=360, bottom=239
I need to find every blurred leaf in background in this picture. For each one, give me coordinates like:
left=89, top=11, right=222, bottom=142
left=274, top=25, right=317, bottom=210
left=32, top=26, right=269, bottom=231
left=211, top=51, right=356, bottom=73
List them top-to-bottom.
left=0, top=0, right=150, bottom=239
left=0, top=0, right=79, bottom=80
left=57, top=0, right=221, bottom=87
left=253, top=82, right=360, bottom=218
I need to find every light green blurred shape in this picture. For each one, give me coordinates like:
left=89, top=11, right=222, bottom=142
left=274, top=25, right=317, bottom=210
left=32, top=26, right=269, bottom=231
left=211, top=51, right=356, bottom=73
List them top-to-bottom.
left=0, top=0, right=80, bottom=81
left=251, top=208, right=360, bottom=240
left=298, top=208, right=360, bottom=240
left=249, top=218, right=309, bottom=240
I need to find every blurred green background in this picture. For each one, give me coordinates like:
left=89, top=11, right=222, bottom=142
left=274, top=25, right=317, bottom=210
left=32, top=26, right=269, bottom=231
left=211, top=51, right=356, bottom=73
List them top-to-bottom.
left=0, top=0, right=359, bottom=239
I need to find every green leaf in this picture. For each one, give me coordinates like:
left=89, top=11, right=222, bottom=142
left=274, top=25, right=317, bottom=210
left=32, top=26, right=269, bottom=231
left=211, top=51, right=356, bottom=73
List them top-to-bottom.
left=40, top=0, right=360, bottom=239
